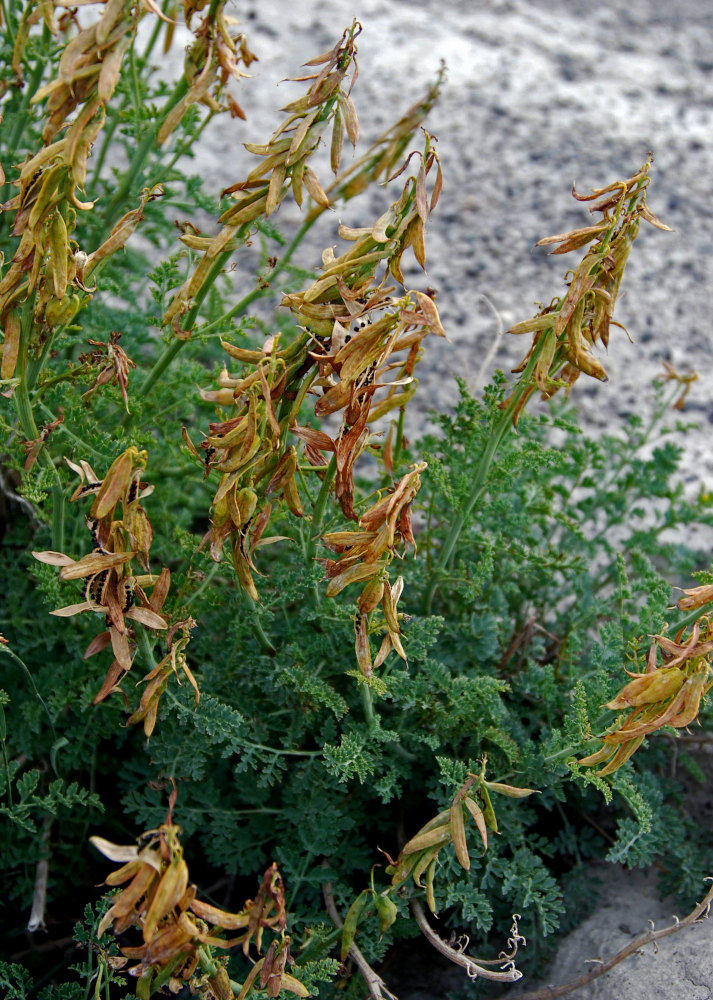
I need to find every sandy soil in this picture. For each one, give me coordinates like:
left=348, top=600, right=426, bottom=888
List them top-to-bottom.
left=167, top=0, right=713, bottom=506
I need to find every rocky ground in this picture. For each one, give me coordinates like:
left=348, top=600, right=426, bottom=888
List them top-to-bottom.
left=152, top=0, right=713, bottom=995
left=170, top=0, right=713, bottom=496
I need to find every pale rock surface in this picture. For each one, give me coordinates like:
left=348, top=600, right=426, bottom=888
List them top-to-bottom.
left=155, top=0, right=713, bottom=514
left=519, top=865, right=713, bottom=1000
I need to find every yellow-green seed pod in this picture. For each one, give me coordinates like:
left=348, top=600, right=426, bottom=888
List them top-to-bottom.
left=340, top=890, right=370, bottom=960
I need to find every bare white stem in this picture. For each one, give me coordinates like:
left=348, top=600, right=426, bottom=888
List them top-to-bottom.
left=469, top=293, right=506, bottom=395
left=27, top=816, right=53, bottom=932
left=411, top=899, right=523, bottom=983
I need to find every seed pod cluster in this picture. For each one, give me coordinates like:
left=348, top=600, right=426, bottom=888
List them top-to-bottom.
left=158, top=1, right=257, bottom=146
left=0, top=2, right=157, bottom=374
left=163, top=23, right=361, bottom=335
left=194, top=139, right=444, bottom=621
left=504, top=158, right=672, bottom=423
left=33, top=449, right=176, bottom=711
left=580, top=617, right=713, bottom=775
left=386, top=765, right=537, bottom=912
left=92, top=824, right=299, bottom=996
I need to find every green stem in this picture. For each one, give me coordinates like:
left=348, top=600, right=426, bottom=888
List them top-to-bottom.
left=140, top=5, right=166, bottom=64
left=103, top=75, right=189, bottom=228
left=90, top=113, right=120, bottom=190
left=198, top=218, right=319, bottom=340
left=136, top=244, right=238, bottom=410
left=15, top=304, right=65, bottom=549
left=422, top=347, right=546, bottom=616
left=36, top=402, right=108, bottom=462
left=392, top=406, right=406, bottom=469
left=306, top=455, right=337, bottom=562
left=184, top=561, right=222, bottom=609
left=251, top=605, right=276, bottom=653
left=670, top=606, right=712, bottom=634
left=136, top=626, right=159, bottom=672
left=0, top=647, right=56, bottom=738
left=361, top=683, right=376, bottom=729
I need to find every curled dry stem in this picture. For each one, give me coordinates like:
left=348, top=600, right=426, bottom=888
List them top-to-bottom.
left=491, top=878, right=713, bottom=1000
left=323, top=880, right=398, bottom=1000
left=410, top=899, right=524, bottom=983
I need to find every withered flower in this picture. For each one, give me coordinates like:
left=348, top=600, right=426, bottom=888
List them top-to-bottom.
left=80, top=331, right=136, bottom=412
left=659, top=360, right=699, bottom=411
left=21, top=411, right=64, bottom=471
left=677, top=584, right=713, bottom=612
left=580, top=616, right=713, bottom=775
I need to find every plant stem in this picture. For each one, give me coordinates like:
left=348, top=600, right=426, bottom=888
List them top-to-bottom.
left=103, top=76, right=189, bottom=228
left=198, top=218, right=319, bottom=340
left=136, top=244, right=238, bottom=409
left=14, top=304, right=65, bottom=550
left=422, top=344, right=547, bottom=615
left=306, top=454, right=337, bottom=562
left=136, top=625, right=158, bottom=672
left=361, top=683, right=376, bottom=729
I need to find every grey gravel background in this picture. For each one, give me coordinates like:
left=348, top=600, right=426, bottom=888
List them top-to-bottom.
left=146, top=0, right=713, bottom=995
left=157, top=0, right=713, bottom=497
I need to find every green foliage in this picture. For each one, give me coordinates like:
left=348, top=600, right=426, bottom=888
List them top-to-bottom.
left=1, top=4, right=712, bottom=998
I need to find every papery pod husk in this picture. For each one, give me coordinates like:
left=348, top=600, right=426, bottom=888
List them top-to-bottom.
left=26, top=162, right=65, bottom=232
left=48, top=210, right=69, bottom=299
left=1, top=308, right=21, bottom=379
left=90, top=449, right=137, bottom=519
left=232, top=539, right=259, bottom=601
left=324, top=559, right=390, bottom=598
left=357, top=576, right=384, bottom=614
left=354, top=613, right=372, bottom=677
left=605, top=666, right=686, bottom=709
left=666, top=670, right=709, bottom=728
left=597, top=735, right=646, bottom=776
left=484, top=781, right=538, bottom=798
left=478, top=783, right=498, bottom=833
left=463, top=795, right=488, bottom=852
left=449, top=800, right=469, bottom=870
left=401, top=822, right=451, bottom=857
left=411, top=844, right=441, bottom=888
left=142, top=856, right=189, bottom=942
left=425, top=856, right=438, bottom=913
left=374, top=893, right=398, bottom=935
left=189, top=897, right=250, bottom=930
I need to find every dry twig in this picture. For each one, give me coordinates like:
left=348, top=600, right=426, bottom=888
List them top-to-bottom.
left=492, top=878, right=713, bottom=1000
left=411, top=899, right=524, bottom=983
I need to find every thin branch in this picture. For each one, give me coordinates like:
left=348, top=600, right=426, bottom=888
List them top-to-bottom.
left=469, top=293, right=506, bottom=395
left=27, top=816, right=53, bottom=932
left=492, top=878, right=713, bottom=1000
left=323, top=880, right=398, bottom=1000
left=410, top=899, right=524, bottom=983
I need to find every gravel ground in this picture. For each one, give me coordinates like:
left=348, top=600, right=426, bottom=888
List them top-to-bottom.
left=161, top=0, right=713, bottom=498
left=148, top=1, right=713, bottom=995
